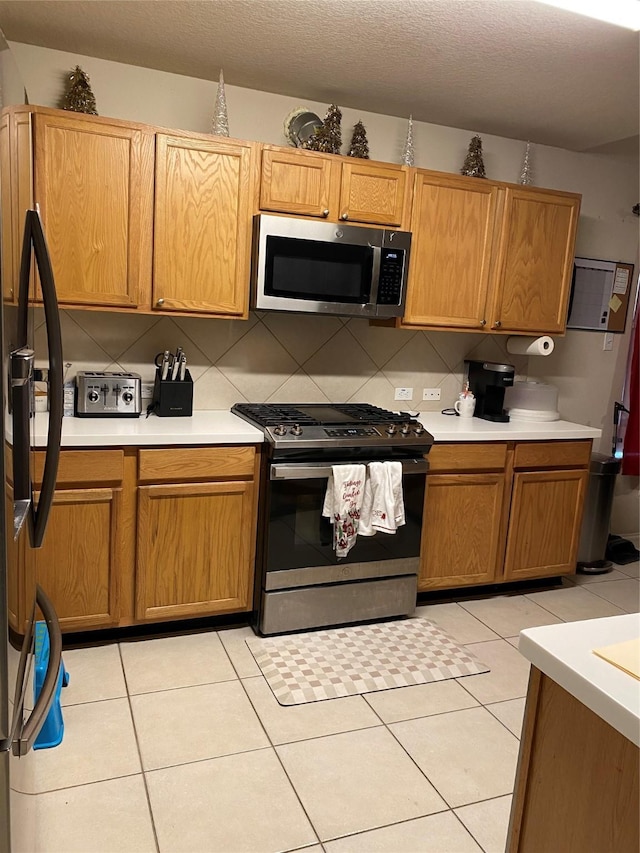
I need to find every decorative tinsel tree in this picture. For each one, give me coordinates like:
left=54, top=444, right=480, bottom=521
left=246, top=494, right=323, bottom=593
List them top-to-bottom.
left=62, top=66, right=98, bottom=115
left=212, top=69, right=229, bottom=136
left=305, top=103, right=342, bottom=154
left=401, top=115, right=414, bottom=166
left=347, top=121, right=369, bottom=159
left=461, top=134, right=486, bottom=178
left=519, top=141, right=533, bottom=185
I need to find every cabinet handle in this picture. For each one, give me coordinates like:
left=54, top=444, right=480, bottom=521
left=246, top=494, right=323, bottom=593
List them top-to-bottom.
left=321, top=209, right=329, bottom=218
left=340, top=212, right=349, bottom=221
left=156, top=298, right=165, bottom=307
left=480, top=319, right=487, bottom=326
left=494, top=320, right=502, bottom=328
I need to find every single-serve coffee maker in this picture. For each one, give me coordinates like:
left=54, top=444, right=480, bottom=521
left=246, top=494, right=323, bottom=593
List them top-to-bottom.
left=465, top=360, right=515, bottom=422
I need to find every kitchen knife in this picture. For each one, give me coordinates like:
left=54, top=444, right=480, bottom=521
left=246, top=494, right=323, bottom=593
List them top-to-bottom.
left=160, top=350, right=171, bottom=381
left=179, top=353, right=187, bottom=381
left=171, top=354, right=180, bottom=381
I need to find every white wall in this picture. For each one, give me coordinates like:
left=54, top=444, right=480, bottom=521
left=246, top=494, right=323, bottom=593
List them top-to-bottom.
left=9, top=41, right=640, bottom=534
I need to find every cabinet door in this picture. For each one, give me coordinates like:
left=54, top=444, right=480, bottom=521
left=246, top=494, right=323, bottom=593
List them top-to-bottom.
left=0, top=112, right=14, bottom=302
left=33, top=113, right=153, bottom=307
left=154, top=134, right=254, bottom=315
left=260, top=147, right=334, bottom=218
left=339, top=161, right=407, bottom=226
left=403, top=172, right=500, bottom=328
left=490, top=187, right=580, bottom=333
left=504, top=469, right=588, bottom=580
left=419, top=473, right=505, bottom=590
left=136, top=480, right=256, bottom=621
left=24, top=488, right=121, bottom=631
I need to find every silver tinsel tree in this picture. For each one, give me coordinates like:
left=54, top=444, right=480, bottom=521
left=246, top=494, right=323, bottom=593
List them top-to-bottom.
left=212, top=69, right=229, bottom=136
left=401, top=115, right=414, bottom=166
left=519, top=141, right=533, bottom=185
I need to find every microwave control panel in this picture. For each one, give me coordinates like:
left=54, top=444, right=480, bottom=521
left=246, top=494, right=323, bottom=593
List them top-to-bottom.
left=377, top=249, right=405, bottom=305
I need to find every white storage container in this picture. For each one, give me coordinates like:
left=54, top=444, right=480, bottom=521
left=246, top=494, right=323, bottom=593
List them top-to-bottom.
left=504, top=380, right=560, bottom=421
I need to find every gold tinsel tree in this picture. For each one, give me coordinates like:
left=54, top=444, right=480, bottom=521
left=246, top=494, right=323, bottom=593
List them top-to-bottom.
left=62, top=66, right=98, bottom=115
left=305, top=103, right=342, bottom=154
left=347, top=121, right=369, bottom=159
left=461, top=134, right=486, bottom=178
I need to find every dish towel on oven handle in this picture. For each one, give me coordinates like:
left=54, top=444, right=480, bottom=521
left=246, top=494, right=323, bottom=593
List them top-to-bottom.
left=359, top=461, right=405, bottom=536
left=321, top=464, right=366, bottom=558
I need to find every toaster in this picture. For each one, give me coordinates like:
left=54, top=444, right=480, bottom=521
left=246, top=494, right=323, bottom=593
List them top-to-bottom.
left=75, top=371, right=142, bottom=417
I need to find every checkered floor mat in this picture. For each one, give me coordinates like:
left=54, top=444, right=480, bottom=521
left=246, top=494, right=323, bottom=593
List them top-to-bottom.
left=246, top=618, right=489, bottom=706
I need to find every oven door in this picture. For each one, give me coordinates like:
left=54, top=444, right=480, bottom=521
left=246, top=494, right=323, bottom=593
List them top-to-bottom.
left=264, top=458, right=428, bottom=590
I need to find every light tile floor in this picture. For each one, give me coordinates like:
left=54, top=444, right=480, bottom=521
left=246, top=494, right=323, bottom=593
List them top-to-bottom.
left=14, top=557, right=639, bottom=853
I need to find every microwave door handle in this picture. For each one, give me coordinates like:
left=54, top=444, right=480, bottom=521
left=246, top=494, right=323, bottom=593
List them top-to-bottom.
left=30, top=209, right=63, bottom=549
left=369, top=245, right=382, bottom=307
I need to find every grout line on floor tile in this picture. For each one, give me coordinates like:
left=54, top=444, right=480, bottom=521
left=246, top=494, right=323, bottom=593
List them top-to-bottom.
left=119, top=644, right=161, bottom=853
left=126, top=674, right=240, bottom=697
left=237, top=674, right=324, bottom=848
left=483, top=702, right=524, bottom=740
left=28, top=770, right=143, bottom=797
left=450, top=807, right=492, bottom=853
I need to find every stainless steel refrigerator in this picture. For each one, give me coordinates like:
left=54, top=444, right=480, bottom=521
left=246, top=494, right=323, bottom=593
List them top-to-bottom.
left=0, top=37, right=65, bottom=853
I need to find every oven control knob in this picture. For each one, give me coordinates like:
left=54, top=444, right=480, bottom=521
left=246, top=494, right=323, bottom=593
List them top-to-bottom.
left=400, top=423, right=411, bottom=435
left=273, top=424, right=287, bottom=436
left=290, top=424, right=303, bottom=436
left=385, top=424, right=397, bottom=435
left=414, top=425, right=425, bottom=436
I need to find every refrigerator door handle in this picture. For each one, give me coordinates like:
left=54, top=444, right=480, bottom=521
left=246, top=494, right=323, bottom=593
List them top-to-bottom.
left=14, top=209, right=64, bottom=548
left=10, top=346, right=34, bottom=538
left=0, top=586, right=62, bottom=756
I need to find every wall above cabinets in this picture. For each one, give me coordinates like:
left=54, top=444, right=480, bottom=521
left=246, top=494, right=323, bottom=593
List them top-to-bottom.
left=1, top=105, right=580, bottom=336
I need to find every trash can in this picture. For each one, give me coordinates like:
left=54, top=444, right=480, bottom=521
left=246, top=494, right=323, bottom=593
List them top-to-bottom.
left=577, top=453, right=621, bottom=573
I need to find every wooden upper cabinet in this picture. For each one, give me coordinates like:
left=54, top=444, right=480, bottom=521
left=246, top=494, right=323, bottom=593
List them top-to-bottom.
left=0, top=112, right=14, bottom=303
left=32, top=112, right=154, bottom=308
left=153, top=133, right=256, bottom=316
left=259, top=146, right=408, bottom=227
left=260, top=146, right=334, bottom=218
left=338, top=160, right=407, bottom=226
left=403, top=171, right=500, bottom=328
left=490, top=187, right=580, bottom=333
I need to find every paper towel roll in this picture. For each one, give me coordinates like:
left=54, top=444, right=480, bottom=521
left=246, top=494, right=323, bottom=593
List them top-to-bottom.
left=506, top=335, right=555, bottom=356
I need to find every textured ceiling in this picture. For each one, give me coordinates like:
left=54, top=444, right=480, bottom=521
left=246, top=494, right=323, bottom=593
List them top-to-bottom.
left=0, top=0, right=637, bottom=152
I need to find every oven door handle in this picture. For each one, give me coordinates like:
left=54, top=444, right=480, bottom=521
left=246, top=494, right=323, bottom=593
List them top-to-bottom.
left=270, top=458, right=429, bottom=480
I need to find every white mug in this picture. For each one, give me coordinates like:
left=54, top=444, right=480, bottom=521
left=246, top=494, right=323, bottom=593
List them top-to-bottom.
left=454, top=396, right=476, bottom=418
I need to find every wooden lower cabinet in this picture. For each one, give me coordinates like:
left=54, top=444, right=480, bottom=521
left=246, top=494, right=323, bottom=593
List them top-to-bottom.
left=420, top=440, right=591, bottom=591
left=7, top=444, right=260, bottom=635
left=503, top=468, right=588, bottom=580
left=419, top=473, right=505, bottom=590
left=136, top=479, right=256, bottom=621
left=25, top=487, right=121, bottom=631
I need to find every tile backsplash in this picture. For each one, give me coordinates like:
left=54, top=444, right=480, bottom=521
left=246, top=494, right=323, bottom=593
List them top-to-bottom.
left=36, top=309, right=530, bottom=412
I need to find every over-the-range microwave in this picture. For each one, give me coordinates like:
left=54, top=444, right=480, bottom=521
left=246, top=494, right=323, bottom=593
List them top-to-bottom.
left=251, top=214, right=412, bottom=318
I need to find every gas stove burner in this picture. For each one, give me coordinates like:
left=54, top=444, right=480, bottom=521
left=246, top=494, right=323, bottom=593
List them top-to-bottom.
left=231, top=402, right=434, bottom=453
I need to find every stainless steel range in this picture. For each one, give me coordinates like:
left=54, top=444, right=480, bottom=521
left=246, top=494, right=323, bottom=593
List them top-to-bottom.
left=232, top=403, right=434, bottom=635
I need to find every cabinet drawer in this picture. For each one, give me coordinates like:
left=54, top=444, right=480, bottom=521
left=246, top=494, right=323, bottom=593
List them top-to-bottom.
left=514, top=441, right=591, bottom=470
left=428, top=443, right=507, bottom=472
left=138, top=446, right=256, bottom=482
left=34, top=450, right=124, bottom=486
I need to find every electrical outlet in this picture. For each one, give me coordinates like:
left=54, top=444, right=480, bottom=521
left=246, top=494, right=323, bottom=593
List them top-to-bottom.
left=603, top=332, right=614, bottom=351
left=141, top=382, right=155, bottom=400
left=394, top=387, right=413, bottom=401
left=423, top=388, right=441, bottom=401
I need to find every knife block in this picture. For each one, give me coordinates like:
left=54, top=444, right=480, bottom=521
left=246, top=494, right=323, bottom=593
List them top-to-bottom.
left=152, top=368, right=193, bottom=417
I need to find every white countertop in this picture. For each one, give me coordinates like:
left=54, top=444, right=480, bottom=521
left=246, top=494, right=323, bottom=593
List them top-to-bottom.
left=17, top=411, right=600, bottom=447
left=25, top=411, right=264, bottom=447
left=416, top=412, right=601, bottom=442
left=519, top=615, right=640, bottom=746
